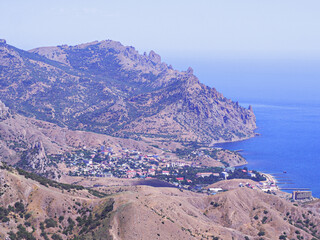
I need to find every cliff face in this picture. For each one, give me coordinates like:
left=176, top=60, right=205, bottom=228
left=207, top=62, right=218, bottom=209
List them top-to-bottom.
left=0, top=39, right=256, bottom=144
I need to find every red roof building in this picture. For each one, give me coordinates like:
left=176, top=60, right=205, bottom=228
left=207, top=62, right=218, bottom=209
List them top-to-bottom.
left=162, top=171, right=170, bottom=175
left=196, top=172, right=212, bottom=178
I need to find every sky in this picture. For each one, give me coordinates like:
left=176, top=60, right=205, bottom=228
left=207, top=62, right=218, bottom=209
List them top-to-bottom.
left=1, top=0, right=320, bottom=102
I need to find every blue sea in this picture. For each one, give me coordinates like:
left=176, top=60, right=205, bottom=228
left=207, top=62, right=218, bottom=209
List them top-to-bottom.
left=166, top=56, right=320, bottom=198
left=216, top=102, right=320, bottom=197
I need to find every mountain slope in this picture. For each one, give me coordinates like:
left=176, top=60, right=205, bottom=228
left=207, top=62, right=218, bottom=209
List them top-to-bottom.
left=0, top=39, right=256, bottom=145
left=0, top=100, right=170, bottom=177
left=0, top=163, right=115, bottom=240
left=2, top=165, right=320, bottom=240
left=108, top=183, right=320, bottom=240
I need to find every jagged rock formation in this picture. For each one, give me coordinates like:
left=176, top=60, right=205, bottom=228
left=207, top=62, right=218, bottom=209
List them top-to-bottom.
left=0, top=39, right=256, bottom=145
left=0, top=100, right=9, bottom=120
left=17, top=140, right=53, bottom=177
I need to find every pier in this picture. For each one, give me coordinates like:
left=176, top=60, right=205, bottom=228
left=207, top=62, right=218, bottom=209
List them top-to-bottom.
left=280, top=188, right=310, bottom=191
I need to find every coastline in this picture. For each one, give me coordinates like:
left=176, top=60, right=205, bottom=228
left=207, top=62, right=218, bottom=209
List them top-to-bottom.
left=210, top=132, right=259, bottom=147
left=211, top=135, right=286, bottom=193
left=262, top=173, right=277, bottom=185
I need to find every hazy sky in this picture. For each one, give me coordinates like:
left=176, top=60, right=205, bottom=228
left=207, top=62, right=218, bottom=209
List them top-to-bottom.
left=1, top=0, right=320, bottom=102
left=1, top=0, right=320, bottom=58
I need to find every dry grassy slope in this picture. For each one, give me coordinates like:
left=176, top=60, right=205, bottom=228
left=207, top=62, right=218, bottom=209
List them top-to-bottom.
left=195, top=149, right=247, bottom=167
left=215, top=149, right=247, bottom=167
left=0, top=165, right=113, bottom=240
left=1, top=168, right=320, bottom=240
left=207, top=179, right=258, bottom=190
left=108, top=181, right=320, bottom=240
left=207, top=188, right=320, bottom=239
left=303, top=199, right=320, bottom=216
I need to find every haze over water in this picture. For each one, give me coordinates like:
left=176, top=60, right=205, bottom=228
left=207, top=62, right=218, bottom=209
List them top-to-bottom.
left=169, top=57, right=320, bottom=197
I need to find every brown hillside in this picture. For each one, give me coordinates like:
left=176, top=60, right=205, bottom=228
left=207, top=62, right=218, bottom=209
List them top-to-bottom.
left=1, top=166, right=320, bottom=240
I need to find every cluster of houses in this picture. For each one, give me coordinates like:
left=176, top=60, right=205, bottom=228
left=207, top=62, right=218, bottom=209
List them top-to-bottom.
left=60, top=145, right=281, bottom=196
left=61, top=145, right=240, bottom=188
left=63, top=145, right=196, bottom=179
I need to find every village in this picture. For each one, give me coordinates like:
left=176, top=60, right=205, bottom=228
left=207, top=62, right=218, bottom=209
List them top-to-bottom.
left=52, top=144, right=285, bottom=195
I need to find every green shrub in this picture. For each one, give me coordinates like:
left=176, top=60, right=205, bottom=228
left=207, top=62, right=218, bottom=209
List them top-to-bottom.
left=14, top=201, right=25, bottom=213
left=25, top=213, right=31, bottom=220
left=58, top=216, right=64, bottom=223
left=262, top=216, right=268, bottom=224
left=45, top=218, right=57, bottom=228
left=16, top=224, right=36, bottom=240
left=51, top=233, right=63, bottom=240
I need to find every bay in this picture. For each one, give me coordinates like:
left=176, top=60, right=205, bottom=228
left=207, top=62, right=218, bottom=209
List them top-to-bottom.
left=167, top=56, right=320, bottom=198
left=215, top=101, right=320, bottom=197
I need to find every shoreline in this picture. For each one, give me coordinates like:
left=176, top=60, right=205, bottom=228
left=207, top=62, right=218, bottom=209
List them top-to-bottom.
left=210, top=132, right=259, bottom=147
left=261, top=172, right=280, bottom=192
left=262, top=173, right=277, bottom=184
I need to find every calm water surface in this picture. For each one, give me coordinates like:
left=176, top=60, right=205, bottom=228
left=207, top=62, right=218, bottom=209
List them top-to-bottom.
left=216, top=102, right=320, bottom=197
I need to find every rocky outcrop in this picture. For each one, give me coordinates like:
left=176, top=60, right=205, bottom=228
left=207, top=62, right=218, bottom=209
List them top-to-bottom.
left=148, top=50, right=161, bottom=64
left=186, top=66, right=194, bottom=75
left=0, top=100, right=9, bottom=121
left=25, top=141, right=47, bottom=172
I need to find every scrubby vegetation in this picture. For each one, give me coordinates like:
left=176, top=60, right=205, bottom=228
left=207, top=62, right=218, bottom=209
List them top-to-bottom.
left=15, top=167, right=108, bottom=198
left=16, top=168, right=84, bottom=191
left=228, top=168, right=266, bottom=182
left=8, top=224, right=36, bottom=240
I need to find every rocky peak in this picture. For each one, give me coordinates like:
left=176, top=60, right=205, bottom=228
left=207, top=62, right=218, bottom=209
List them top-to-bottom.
left=0, top=39, right=6, bottom=45
left=148, top=50, right=161, bottom=64
left=186, top=67, right=194, bottom=75
left=248, top=105, right=253, bottom=112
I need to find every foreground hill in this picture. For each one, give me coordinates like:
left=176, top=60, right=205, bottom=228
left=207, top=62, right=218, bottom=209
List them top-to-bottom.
left=0, top=39, right=256, bottom=145
left=0, top=163, right=114, bottom=240
left=1, top=164, right=320, bottom=240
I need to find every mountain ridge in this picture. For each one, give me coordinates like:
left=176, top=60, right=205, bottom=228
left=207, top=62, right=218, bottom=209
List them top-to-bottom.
left=0, top=39, right=256, bottom=145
